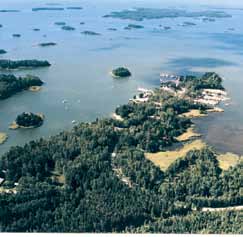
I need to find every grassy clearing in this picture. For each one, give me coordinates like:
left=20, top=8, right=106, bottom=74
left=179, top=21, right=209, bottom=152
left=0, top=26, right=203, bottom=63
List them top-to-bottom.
left=179, top=109, right=207, bottom=118
left=176, top=127, right=201, bottom=142
left=0, top=132, right=8, bottom=144
left=145, top=140, right=206, bottom=171
left=217, top=153, right=242, bottom=170
left=51, top=171, right=65, bottom=185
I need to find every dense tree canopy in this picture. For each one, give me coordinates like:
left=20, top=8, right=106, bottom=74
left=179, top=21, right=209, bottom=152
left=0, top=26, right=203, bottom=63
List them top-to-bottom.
left=0, top=73, right=241, bottom=233
left=0, top=74, right=43, bottom=99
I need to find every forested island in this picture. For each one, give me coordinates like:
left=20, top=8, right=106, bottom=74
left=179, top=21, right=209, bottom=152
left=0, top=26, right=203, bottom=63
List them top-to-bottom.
left=32, top=7, right=65, bottom=11
left=66, top=7, right=83, bottom=10
left=104, top=8, right=232, bottom=21
left=0, top=10, right=20, bottom=13
left=55, top=22, right=66, bottom=26
left=124, top=24, right=144, bottom=30
left=61, top=26, right=75, bottom=31
left=81, top=30, right=101, bottom=36
left=12, top=34, right=21, bottom=38
left=38, top=42, right=57, bottom=47
left=0, top=49, right=7, bottom=55
left=0, top=59, right=51, bottom=70
left=111, top=67, right=132, bottom=78
left=0, top=72, right=241, bottom=233
left=0, top=74, right=43, bottom=99
left=10, top=112, right=44, bottom=129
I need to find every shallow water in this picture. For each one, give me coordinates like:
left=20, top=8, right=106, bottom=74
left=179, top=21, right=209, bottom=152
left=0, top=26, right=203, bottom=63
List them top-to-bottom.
left=1, top=0, right=243, bottom=155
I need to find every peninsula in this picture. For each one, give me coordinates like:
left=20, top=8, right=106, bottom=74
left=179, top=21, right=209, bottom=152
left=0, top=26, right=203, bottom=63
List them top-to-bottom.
left=0, top=72, right=241, bottom=234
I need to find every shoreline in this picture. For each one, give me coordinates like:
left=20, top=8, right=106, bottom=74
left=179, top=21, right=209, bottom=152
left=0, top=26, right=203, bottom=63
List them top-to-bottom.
left=110, top=81, right=241, bottom=170
left=0, top=132, right=8, bottom=145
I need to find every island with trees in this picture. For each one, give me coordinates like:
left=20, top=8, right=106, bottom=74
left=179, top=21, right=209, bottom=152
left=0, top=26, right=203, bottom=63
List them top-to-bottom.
left=32, top=7, right=65, bottom=11
left=66, top=7, right=83, bottom=10
left=103, top=8, right=232, bottom=21
left=0, top=9, right=20, bottom=13
left=55, top=22, right=66, bottom=26
left=124, top=24, right=144, bottom=30
left=61, top=26, right=75, bottom=31
left=81, top=30, right=101, bottom=36
left=12, top=34, right=21, bottom=38
left=38, top=42, right=57, bottom=47
left=0, top=49, right=7, bottom=55
left=0, top=59, right=51, bottom=70
left=111, top=67, right=132, bottom=78
left=0, top=71, right=241, bottom=233
left=0, top=74, right=43, bottom=99
left=10, top=112, right=44, bottom=129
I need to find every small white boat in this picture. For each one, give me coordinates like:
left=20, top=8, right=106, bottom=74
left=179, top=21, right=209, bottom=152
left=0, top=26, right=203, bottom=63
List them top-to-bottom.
left=72, top=120, right=77, bottom=124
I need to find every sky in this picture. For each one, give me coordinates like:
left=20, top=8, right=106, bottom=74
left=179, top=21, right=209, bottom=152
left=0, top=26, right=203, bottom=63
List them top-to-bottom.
left=2, top=0, right=243, bottom=7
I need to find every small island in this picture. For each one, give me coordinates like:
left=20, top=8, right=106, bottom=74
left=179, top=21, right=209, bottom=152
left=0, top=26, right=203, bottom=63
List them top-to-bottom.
left=32, top=7, right=64, bottom=12
left=66, top=7, right=83, bottom=10
left=104, top=8, right=232, bottom=21
left=0, top=10, right=20, bottom=13
left=202, top=17, right=216, bottom=22
left=180, top=21, right=197, bottom=27
left=55, top=22, right=66, bottom=26
left=0, top=24, right=2, bottom=28
left=124, top=24, right=144, bottom=30
left=61, top=26, right=75, bottom=31
left=163, top=26, right=171, bottom=30
left=107, top=27, right=117, bottom=31
left=33, top=28, right=40, bottom=31
left=81, top=30, right=101, bottom=36
left=12, top=34, right=21, bottom=38
left=38, top=42, right=57, bottom=47
left=0, top=49, right=7, bottom=54
left=0, top=59, right=51, bottom=70
left=111, top=67, right=132, bottom=78
left=0, top=74, right=43, bottom=99
left=10, top=112, right=44, bottom=129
